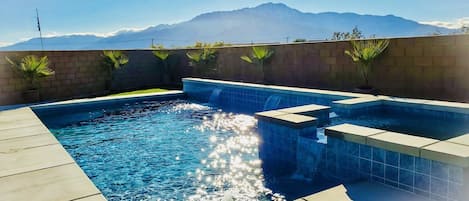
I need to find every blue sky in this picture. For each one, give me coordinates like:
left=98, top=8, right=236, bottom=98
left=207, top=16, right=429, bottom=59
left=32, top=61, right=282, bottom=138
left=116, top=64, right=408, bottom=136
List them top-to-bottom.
left=1, top=0, right=468, bottom=46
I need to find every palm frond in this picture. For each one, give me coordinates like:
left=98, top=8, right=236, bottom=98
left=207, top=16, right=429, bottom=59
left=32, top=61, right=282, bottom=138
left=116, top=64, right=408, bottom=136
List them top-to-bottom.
left=103, top=50, right=129, bottom=69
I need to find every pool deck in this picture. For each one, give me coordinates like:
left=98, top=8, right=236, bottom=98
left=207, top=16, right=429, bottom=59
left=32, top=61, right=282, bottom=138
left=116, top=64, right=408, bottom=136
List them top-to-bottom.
left=0, top=107, right=105, bottom=201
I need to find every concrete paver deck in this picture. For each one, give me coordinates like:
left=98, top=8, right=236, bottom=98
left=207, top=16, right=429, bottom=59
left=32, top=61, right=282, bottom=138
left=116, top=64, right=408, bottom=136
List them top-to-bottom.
left=0, top=107, right=105, bottom=201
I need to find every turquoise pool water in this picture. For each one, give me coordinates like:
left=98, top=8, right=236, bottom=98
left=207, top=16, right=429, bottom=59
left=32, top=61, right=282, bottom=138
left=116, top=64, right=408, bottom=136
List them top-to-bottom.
left=43, top=100, right=303, bottom=200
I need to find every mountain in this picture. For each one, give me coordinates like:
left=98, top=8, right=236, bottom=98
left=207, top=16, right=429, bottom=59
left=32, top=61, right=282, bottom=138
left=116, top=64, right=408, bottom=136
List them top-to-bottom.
left=0, top=3, right=454, bottom=50
left=3, top=35, right=104, bottom=51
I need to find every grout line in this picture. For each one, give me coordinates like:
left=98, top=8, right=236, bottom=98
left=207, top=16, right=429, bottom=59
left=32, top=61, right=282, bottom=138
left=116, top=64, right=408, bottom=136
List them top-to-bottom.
left=0, top=132, right=51, bottom=142
left=0, top=162, right=76, bottom=179
left=70, top=193, right=103, bottom=201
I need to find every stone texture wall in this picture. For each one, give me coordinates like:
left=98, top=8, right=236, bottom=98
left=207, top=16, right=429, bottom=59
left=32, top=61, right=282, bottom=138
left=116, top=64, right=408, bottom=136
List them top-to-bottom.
left=0, top=34, right=468, bottom=106
left=205, top=34, right=469, bottom=102
left=0, top=50, right=167, bottom=105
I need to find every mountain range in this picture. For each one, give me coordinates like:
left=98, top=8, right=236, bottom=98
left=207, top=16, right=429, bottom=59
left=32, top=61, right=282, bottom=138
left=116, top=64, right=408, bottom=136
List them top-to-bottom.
left=1, top=3, right=453, bottom=50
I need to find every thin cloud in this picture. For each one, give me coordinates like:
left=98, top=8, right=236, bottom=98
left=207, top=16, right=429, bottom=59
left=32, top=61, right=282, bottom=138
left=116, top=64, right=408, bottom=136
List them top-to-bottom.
left=420, top=17, right=469, bottom=29
left=17, top=27, right=151, bottom=42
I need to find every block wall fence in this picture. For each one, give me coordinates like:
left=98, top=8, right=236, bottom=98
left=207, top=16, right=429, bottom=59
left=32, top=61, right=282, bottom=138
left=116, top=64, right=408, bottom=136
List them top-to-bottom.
left=0, top=34, right=468, bottom=105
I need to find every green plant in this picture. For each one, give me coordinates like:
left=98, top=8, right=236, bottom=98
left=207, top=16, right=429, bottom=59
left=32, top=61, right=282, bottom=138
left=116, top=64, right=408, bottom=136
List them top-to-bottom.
left=331, top=26, right=364, bottom=40
left=293, top=39, right=307, bottom=43
left=344, top=39, right=390, bottom=88
left=186, top=41, right=230, bottom=48
left=152, top=45, right=173, bottom=83
left=241, top=46, right=274, bottom=83
left=186, top=48, right=217, bottom=74
left=102, top=50, right=129, bottom=90
left=103, top=50, right=128, bottom=70
left=5, top=55, right=54, bottom=90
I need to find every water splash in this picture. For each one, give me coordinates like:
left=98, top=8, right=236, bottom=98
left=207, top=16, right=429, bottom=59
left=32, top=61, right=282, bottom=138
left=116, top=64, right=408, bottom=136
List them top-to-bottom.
left=208, top=88, right=223, bottom=105
left=263, top=95, right=282, bottom=111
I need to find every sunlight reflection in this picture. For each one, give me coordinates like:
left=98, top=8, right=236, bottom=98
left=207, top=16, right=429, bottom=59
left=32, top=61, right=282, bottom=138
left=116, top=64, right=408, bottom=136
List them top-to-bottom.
left=189, top=112, right=285, bottom=201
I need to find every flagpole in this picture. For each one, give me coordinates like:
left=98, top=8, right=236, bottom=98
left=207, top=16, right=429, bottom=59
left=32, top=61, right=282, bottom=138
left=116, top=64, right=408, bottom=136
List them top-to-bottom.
left=36, top=8, right=44, bottom=50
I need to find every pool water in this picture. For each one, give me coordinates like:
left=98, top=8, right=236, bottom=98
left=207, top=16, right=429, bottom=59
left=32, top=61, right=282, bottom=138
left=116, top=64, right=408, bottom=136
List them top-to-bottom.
left=46, top=100, right=302, bottom=200
left=330, top=109, right=469, bottom=140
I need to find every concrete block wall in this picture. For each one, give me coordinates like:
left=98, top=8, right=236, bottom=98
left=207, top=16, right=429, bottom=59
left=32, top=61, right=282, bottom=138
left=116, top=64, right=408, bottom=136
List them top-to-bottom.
left=0, top=34, right=468, bottom=105
left=209, top=35, right=469, bottom=102
left=0, top=50, right=169, bottom=105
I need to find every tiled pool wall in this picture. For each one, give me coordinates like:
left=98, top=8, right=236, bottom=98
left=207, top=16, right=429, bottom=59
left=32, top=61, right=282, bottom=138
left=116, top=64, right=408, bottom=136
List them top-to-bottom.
left=183, top=78, right=469, bottom=201
left=183, top=79, right=354, bottom=114
left=33, top=92, right=186, bottom=127
left=335, top=100, right=469, bottom=121
left=257, top=119, right=318, bottom=177
left=323, top=137, right=467, bottom=201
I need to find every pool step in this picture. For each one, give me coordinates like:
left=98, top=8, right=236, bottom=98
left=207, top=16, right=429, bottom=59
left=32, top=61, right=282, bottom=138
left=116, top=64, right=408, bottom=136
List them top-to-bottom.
left=295, top=181, right=429, bottom=201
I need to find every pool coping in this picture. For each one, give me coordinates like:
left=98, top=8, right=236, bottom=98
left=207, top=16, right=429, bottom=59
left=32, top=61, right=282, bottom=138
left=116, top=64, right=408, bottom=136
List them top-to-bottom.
left=0, top=91, right=184, bottom=201
left=325, top=123, right=469, bottom=167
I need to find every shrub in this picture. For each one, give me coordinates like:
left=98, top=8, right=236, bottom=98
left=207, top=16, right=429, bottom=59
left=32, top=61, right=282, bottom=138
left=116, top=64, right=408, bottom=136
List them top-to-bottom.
left=344, top=39, right=390, bottom=88
left=241, top=46, right=274, bottom=83
left=5, top=55, right=54, bottom=90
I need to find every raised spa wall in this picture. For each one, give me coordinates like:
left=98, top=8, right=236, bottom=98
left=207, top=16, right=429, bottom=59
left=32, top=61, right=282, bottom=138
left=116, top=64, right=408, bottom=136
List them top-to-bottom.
left=183, top=78, right=469, bottom=201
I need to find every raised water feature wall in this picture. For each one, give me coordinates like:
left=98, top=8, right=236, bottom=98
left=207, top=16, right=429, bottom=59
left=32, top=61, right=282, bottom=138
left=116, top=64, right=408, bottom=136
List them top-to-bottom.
left=183, top=78, right=469, bottom=201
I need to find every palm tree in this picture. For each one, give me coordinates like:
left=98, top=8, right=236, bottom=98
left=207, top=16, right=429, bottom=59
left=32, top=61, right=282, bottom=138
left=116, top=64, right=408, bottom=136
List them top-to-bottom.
left=345, top=39, right=389, bottom=89
left=152, top=45, right=173, bottom=84
left=241, top=46, right=274, bottom=84
left=186, top=48, right=217, bottom=75
left=103, top=50, right=129, bottom=91
left=6, top=55, right=54, bottom=90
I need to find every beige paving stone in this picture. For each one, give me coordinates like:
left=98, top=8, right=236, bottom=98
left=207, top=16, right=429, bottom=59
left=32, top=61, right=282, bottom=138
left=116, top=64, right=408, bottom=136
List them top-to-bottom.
left=37, top=90, right=184, bottom=107
left=333, top=96, right=382, bottom=105
left=424, top=100, right=469, bottom=114
left=277, top=104, right=330, bottom=114
left=0, top=107, right=38, bottom=120
left=255, top=110, right=288, bottom=119
left=272, top=113, right=317, bottom=128
left=0, top=118, right=44, bottom=130
left=325, top=123, right=386, bottom=144
left=0, top=124, right=51, bottom=141
left=368, top=132, right=438, bottom=157
left=0, top=134, right=58, bottom=152
left=447, top=134, right=469, bottom=146
left=421, top=141, right=469, bottom=167
left=0, top=144, right=75, bottom=177
left=0, top=163, right=101, bottom=201
left=296, top=185, right=351, bottom=201
left=74, top=194, right=107, bottom=201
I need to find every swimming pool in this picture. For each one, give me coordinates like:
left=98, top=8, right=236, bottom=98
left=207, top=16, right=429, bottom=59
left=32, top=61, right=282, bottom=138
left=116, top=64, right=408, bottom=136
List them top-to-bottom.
left=32, top=78, right=469, bottom=201
left=37, top=99, right=336, bottom=200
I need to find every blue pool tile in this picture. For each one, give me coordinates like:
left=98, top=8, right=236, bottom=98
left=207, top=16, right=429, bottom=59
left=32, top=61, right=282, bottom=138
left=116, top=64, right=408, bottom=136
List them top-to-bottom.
left=346, top=142, right=359, bottom=156
left=359, top=144, right=372, bottom=159
left=372, top=147, right=385, bottom=163
left=385, top=151, right=399, bottom=167
left=399, top=154, right=415, bottom=171
left=349, top=156, right=360, bottom=170
left=415, top=158, right=431, bottom=174
left=360, top=159, right=371, bottom=174
left=431, top=161, right=449, bottom=180
left=372, top=162, right=384, bottom=178
left=385, top=165, right=398, bottom=182
left=448, top=165, right=464, bottom=184
left=398, top=169, right=414, bottom=187
left=414, top=173, right=430, bottom=192
left=372, top=176, right=385, bottom=184
left=430, top=177, right=448, bottom=197
left=385, top=180, right=398, bottom=188
left=448, top=182, right=463, bottom=200
left=398, top=183, right=413, bottom=193
left=414, top=188, right=430, bottom=198
left=430, top=193, right=446, bottom=201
